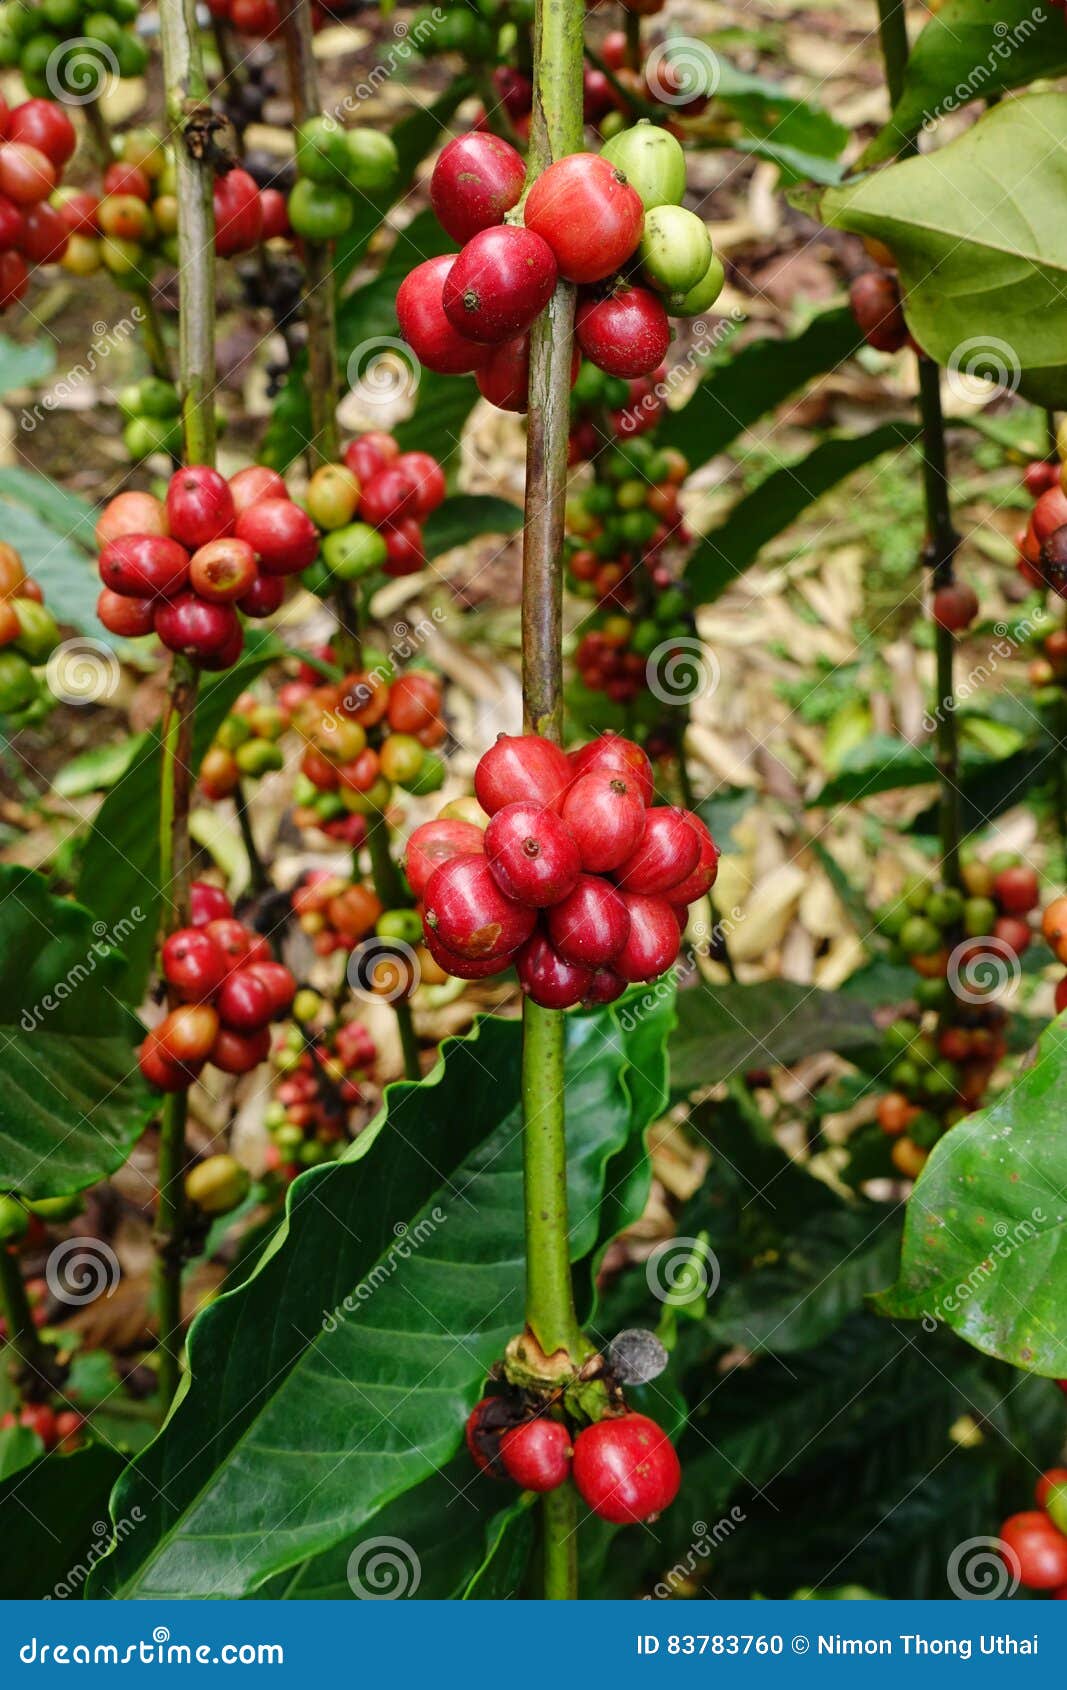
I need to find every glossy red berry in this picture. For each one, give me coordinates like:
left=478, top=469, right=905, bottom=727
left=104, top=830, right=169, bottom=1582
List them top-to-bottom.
left=8, top=100, right=76, bottom=168
left=430, top=134, right=526, bottom=244
left=524, top=154, right=643, bottom=283
left=20, top=201, right=67, bottom=262
left=442, top=226, right=557, bottom=344
left=397, top=255, right=489, bottom=376
left=848, top=271, right=908, bottom=353
left=576, top=285, right=671, bottom=379
left=476, top=335, right=532, bottom=413
left=344, top=432, right=398, bottom=484
left=393, top=452, right=446, bottom=517
left=1024, top=460, right=1060, bottom=497
left=228, top=464, right=288, bottom=512
left=165, top=466, right=236, bottom=549
left=358, top=467, right=419, bottom=527
left=1032, top=486, right=1067, bottom=543
left=234, top=498, right=318, bottom=575
left=383, top=518, right=425, bottom=577
left=99, top=535, right=190, bottom=600
left=189, top=537, right=258, bottom=602
left=238, top=573, right=286, bottom=618
left=931, top=582, right=978, bottom=632
left=96, top=588, right=154, bottom=638
left=154, top=594, right=241, bottom=661
left=475, top=733, right=572, bottom=815
left=569, top=734, right=654, bottom=806
left=560, top=770, right=646, bottom=873
left=485, top=802, right=581, bottom=906
left=614, top=807, right=701, bottom=895
left=664, top=816, right=719, bottom=905
left=405, top=817, right=486, bottom=899
left=425, top=854, right=536, bottom=961
left=994, top=863, right=1039, bottom=915
left=547, top=874, right=630, bottom=966
left=189, top=882, right=232, bottom=927
left=615, top=893, right=682, bottom=982
left=993, top=913, right=1031, bottom=955
left=202, top=917, right=251, bottom=963
left=423, top=923, right=518, bottom=981
left=162, top=928, right=228, bottom=1001
left=516, top=930, right=593, bottom=1009
left=246, top=960, right=297, bottom=1016
left=584, top=965, right=626, bottom=1005
left=216, top=966, right=275, bottom=1032
left=156, top=1002, right=220, bottom=1065
left=210, top=1025, right=272, bottom=1075
left=138, top=1027, right=200, bottom=1092
left=572, top=1412, right=680, bottom=1524
left=499, top=1417, right=572, bottom=1491
left=1000, top=1512, right=1067, bottom=1589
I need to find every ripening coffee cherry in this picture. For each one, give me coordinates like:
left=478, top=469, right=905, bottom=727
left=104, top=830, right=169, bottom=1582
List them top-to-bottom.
left=430, top=133, right=526, bottom=244
left=524, top=154, right=643, bottom=283
left=442, top=225, right=558, bottom=344
left=397, top=255, right=490, bottom=375
left=848, top=270, right=908, bottom=353
left=576, top=286, right=671, bottom=380
left=228, top=465, right=288, bottom=512
left=165, top=466, right=235, bottom=549
left=1033, top=487, right=1067, bottom=543
left=95, top=490, right=168, bottom=547
left=234, top=499, right=318, bottom=575
left=99, top=534, right=190, bottom=600
left=189, top=537, right=258, bottom=602
left=931, top=582, right=979, bottom=632
left=97, top=587, right=154, bottom=637
left=474, top=733, right=572, bottom=815
left=568, top=733, right=654, bottom=806
left=560, top=770, right=646, bottom=872
left=484, top=802, right=582, bottom=906
left=614, top=806, right=701, bottom=895
left=404, top=817, right=485, bottom=899
left=425, top=854, right=536, bottom=961
left=993, top=863, right=1040, bottom=915
left=547, top=874, right=631, bottom=966
left=615, top=893, right=682, bottom=982
left=423, top=922, right=518, bottom=980
left=162, top=927, right=228, bottom=1001
left=516, top=930, right=594, bottom=1009
left=246, top=960, right=297, bottom=1017
left=215, top=966, right=275, bottom=1032
left=157, top=1003, right=220, bottom=1065
left=210, top=1024, right=271, bottom=1074
left=138, top=1027, right=201, bottom=1092
left=184, top=1152, right=251, bottom=1216
left=571, top=1412, right=680, bottom=1523
left=499, top=1417, right=572, bottom=1491
left=1000, top=1512, right=1067, bottom=1590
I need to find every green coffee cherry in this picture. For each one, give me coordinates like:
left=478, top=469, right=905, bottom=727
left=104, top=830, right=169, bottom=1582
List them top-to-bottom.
left=600, top=120, right=687, bottom=211
left=322, top=522, right=388, bottom=582
left=377, top=908, right=424, bottom=946
left=899, top=914, right=941, bottom=956
left=184, top=1154, right=250, bottom=1217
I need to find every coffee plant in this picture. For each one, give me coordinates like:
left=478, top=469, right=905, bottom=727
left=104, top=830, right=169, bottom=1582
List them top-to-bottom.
left=3, top=0, right=1067, bottom=1618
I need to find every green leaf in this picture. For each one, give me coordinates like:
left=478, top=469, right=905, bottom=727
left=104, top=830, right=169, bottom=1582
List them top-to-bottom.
left=863, top=0, right=1067, bottom=166
left=711, top=58, right=848, bottom=185
left=823, top=95, right=1067, bottom=408
left=659, top=305, right=860, bottom=470
left=0, top=333, right=55, bottom=394
left=393, top=371, right=480, bottom=471
left=684, top=423, right=921, bottom=605
left=423, top=494, right=523, bottom=561
left=76, top=633, right=284, bottom=1003
left=810, top=732, right=1003, bottom=807
left=53, top=735, right=142, bottom=799
left=0, top=865, right=153, bottom=1199
left=669, top=979, right=879, bottom=1096
left=92, top=1002, right=669, bottom=1598
left=875, top=1015, right=1067, bottom=1373
left=0, top=1425, right=42, bottom=1481
left=0, top=1443, right=124, bottom=1597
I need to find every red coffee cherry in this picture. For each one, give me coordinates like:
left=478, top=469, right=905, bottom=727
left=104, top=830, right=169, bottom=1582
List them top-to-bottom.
left=8, top=99, right=77, bottom=168
left=430, top=134, right=526, bottom=244
left=524, top=154, right=643, bottom=283
left=442, top=226, right=558, bottom=344
left=397, top=255, right=490, bottom=376
left=849, top=270, right=908, bottom=353
left=576, top=285, right=671, bottom=379
left=393, top=452, right=446, bottom=517
left=228, top=465, right=288, bottom=511
left=165, top=466, right=236, bottom=549
left=358, top=467, right=419, bottom=528
left=1032, top=486, right=1067, bottom=543
left=234, top=498, right=318, bottom=575
left=99, top=535, right=190, bottom=600
left=189, top=537, right=258, bottom=602
left=931, top=582, right=978, bottom=632
left=97, top=588, right=154, bottom=638
left=154, top=594, right=241, bottom=660
left=568, top=732, right=654, bottom=806
left=474, top=733, right=572, bottom=815
left=559, top=770, right=646, bottom=872
left=484, top=802, right=582, bottom=906
left=614, top=807, right=702, bottom=895
left=665, top=817, right=719, bottom=906
left=405, top=818, right=485, bottom=899
left=425, top=854, right=536, bottom=961
left=994, top=863, right=1039, bottom=915
left=547, top=874, right=631, bottom=967
left=615, top=893, right=682, bottom=982
left=423, top=923, right=519, bottom=981
left=162, top=927, right=228, bottom=1001
left=516, top=929, right=594, bottom=1009
left=246, top=961, right=297, bottom=1017
left=216, top=967, right=275, bottom=1033
left=156, top=1003, right=220, bottom=1065
left=572, top=1412, right=680, bottom=1523
left=499, top=1417, right=572, bottom=1491
left=1000, top=1512, right=1067, bottom=1589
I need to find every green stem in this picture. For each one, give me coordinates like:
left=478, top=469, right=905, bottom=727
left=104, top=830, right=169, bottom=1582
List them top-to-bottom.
left=155, top=0, right=216, bottom=1409
left=523, top=0, right=585, bottom=1598
left=623, top=10, right=641, bottom=69
left=83, top=98, right=112, bottom=168
left=364, top=816, right=421, bottom=1083
left=0, top=1247, right=52, bottom=1393
left=542, top=1482, right=578, bottom=1600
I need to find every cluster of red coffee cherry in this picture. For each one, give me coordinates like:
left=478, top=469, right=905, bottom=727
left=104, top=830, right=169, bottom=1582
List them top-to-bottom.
left=0, top=95, right=77, bottom=310
left=399, top=123, right=721, bottom=394
left=302, top=431, right=445, bottom=589
left=1015, top=457, right=1067, bottom=600
left=95, top=466, right=317, bottom=665
left=293, top=661, right=447, bottom=815
left=410, top=731, right=718, bottom=1007
left=872, top=854, right=1043, bottom=1177
left=291, top=869, right=384, bottom=957
left=139, top=884, right=296, bottom=1091
left=265, top=1007, right=378, bottom=1179
left=466, top=1395, right=680, bottom=1523
left=1, top=1401, right=82, bottom=1454
left=999, top=1468, right=1067, bottom=1593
